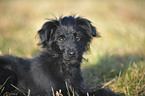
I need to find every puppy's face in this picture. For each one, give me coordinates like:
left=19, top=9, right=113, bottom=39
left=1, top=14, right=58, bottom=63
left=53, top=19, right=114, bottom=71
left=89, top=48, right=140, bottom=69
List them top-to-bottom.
left=38, top=16, right=100, bottom=62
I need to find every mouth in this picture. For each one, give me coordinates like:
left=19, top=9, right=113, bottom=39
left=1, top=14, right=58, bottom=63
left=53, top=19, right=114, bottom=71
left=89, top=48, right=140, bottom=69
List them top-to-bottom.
left=61, top=52, right=82, bottom=63
left=63, top=56, right=82, bottom=64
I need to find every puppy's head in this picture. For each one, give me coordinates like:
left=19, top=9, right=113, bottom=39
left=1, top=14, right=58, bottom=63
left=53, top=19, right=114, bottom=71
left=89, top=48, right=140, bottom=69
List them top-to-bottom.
left=38, top=16, right=100, bottom=61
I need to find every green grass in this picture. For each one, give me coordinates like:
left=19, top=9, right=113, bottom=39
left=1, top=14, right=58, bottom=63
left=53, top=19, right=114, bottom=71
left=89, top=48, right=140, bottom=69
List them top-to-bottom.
left=0, top=0, right=145, bottom=95
left=109, top=61, right=145, bottom=96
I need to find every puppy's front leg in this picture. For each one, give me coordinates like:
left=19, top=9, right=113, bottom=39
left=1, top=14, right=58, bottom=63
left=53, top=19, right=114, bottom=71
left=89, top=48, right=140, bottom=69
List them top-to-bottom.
left=88, top=88, right=117, bottom=96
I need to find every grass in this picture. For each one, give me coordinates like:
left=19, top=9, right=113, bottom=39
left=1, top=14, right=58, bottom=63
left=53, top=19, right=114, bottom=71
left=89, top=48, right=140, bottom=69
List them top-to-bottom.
left=0, top=0, right=145, bottom=96
left=110, top=61, right=145, bottom=96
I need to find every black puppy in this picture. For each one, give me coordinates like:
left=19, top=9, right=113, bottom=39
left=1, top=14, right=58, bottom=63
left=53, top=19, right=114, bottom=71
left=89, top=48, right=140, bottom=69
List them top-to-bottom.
left=0, top=16, right=116, bottom=96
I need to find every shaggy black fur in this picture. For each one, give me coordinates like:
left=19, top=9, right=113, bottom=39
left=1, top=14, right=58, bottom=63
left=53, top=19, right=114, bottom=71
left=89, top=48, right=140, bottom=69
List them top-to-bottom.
left=0, top=16, right=116, bottom=96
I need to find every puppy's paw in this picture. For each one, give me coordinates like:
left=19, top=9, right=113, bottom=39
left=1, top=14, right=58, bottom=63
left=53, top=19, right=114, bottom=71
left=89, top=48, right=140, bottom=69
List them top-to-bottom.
left=89, top=88, right=117, bottom=96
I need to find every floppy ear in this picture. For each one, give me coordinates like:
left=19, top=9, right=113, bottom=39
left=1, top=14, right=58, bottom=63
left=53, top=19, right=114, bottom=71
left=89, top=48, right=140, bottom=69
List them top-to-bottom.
left=76, top=17, right=101, bottom=37
left=38, top=20, right=58, bottom=48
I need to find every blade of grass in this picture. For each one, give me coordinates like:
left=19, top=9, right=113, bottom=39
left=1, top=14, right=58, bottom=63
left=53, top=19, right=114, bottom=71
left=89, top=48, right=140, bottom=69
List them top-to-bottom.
left=0, top=76, right=11, bottom=93
left=10, top=84, right=26, bottom=96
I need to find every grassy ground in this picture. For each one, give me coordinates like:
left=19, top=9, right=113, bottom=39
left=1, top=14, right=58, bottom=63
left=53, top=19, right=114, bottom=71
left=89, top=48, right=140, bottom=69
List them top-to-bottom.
left=0, top=0, right=145, bottom=96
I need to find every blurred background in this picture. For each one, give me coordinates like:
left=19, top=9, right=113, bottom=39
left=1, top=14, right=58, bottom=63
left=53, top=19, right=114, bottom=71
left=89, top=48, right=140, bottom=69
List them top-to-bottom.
left=0, top=0, right=145, bottom=95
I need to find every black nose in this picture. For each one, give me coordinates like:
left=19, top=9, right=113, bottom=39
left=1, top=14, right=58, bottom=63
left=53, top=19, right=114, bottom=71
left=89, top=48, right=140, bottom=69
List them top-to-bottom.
left=69, top=51, right=76, bottom=57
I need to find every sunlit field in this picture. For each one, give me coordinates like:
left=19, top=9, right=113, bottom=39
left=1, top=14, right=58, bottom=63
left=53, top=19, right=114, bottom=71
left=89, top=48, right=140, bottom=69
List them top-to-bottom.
left=0, top=0, right=145, bottom=96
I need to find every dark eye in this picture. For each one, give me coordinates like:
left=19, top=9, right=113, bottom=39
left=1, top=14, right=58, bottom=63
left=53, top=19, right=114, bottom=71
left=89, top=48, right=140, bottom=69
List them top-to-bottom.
left=74, top=33, right=81, bottom=41
left=58, top=36, right=65, bottom=42
left=76, top=36, right=80, bottom=41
